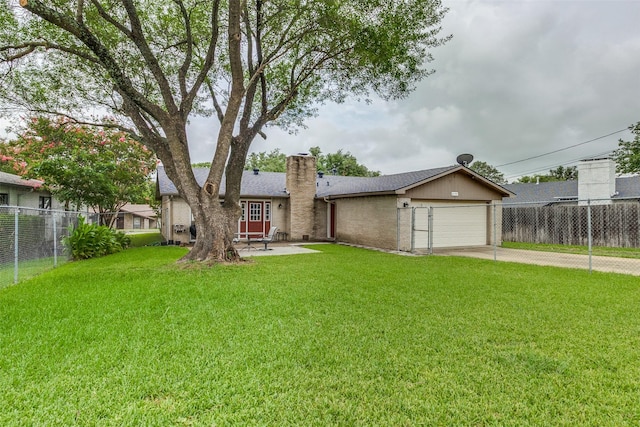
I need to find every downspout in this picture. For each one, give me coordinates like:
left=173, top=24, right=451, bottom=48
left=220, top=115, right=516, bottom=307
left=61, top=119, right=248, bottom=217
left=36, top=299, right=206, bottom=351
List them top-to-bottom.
left=396, top=208, right=400, bottom=252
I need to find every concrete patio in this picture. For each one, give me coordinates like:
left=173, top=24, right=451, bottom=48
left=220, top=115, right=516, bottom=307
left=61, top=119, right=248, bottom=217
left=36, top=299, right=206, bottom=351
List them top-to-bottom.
left=235, top=241, right=323, bottom=257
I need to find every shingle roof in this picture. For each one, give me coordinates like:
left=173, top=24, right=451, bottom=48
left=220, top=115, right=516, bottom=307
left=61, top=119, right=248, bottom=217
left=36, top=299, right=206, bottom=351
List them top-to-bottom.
left=157, top=165, right=498, bottom=199
left=158, top=165, right=507, bottom=197
left=315, top=166, right=460, bottom=197
left=157, top=167, right=288, bottom=197
left=0, top=171, right=43, bottom=189
left=503, top=176, right=640, bottom=205
left=614, top=176, right=640, bottom=199
left=503, top=181, right=579, bottom=204
left=120, top=203, right=157, bottom=219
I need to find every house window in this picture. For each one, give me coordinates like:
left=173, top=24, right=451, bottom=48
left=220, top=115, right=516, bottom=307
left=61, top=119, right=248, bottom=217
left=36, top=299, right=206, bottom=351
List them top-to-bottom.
left=0, top=193, right=8, bottom=205
left=39, top=196, right=52, bottom=210
left=240, top=202, right=246, bottom=221
left=249, top=202, right=261, bottom=221
left=265, top=202, right=271, bottom=221
left=133, top=217, right=141, bottom=229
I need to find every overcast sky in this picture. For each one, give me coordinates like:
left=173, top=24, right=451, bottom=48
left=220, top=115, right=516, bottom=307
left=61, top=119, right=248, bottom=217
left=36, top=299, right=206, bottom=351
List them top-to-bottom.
left=187, top=0, right=640, bottom=181
left=2, top=1, right=638, bottom=182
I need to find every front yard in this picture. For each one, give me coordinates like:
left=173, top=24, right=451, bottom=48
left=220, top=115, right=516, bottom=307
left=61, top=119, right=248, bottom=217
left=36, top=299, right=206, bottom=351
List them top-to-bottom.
left=1, top=245, right=639, bottom=425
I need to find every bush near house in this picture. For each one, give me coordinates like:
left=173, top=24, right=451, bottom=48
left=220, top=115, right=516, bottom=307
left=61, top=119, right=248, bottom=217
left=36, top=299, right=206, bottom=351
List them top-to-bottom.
left=63, top=217, right=130, bottom=260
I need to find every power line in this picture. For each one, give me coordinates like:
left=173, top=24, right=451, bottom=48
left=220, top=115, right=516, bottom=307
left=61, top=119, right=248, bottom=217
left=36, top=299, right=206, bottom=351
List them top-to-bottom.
left=495, top=128, right=627, bottom=168
left=504, top=149, right=615, bottom=180
left=505, top=151, right=612, bottom=179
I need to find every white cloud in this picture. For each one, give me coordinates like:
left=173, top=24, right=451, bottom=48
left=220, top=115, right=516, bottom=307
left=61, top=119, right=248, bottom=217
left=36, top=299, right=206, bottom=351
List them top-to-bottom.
left=184, top=0, right=640, bottom=178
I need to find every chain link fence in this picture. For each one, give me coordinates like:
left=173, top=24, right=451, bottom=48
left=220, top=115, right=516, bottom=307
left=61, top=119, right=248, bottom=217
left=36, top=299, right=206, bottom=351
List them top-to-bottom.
left=402, top=200, right=640, bottom=275
left=0, top=207, right=98, bottom=287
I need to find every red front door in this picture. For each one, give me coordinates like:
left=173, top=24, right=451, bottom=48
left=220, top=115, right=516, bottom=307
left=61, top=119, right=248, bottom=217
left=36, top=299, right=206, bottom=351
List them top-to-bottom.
left=238, top=200, right=271, bottom=238
left=329, top=203, right=336, bottom=239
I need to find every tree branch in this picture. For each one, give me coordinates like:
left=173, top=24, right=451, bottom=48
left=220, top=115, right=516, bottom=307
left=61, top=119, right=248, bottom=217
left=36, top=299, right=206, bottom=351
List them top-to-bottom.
left=19, top=0, right=168, bottom=123
left=76, top=0, right=84, bottom=24
left=89, top=0, right=134, bottom=38
left=120, top=0, right=179, bottom=115
left=174, top=0, right=193, bottom=100
left=181, top=0, right=221, bottom=120
left=204, top=0, right=245, bottom=198
left=255, top=0, right=268, bottom=116
left=242, top=1, right=254, bottom=74
left=1, top=42, right=100, bottom=64
left=205, top=79, right=225, bottom=124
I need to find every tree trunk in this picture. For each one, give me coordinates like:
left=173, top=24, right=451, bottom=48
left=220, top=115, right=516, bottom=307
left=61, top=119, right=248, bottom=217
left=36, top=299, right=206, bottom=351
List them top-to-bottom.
left=180, top=198, right=241, bottom=262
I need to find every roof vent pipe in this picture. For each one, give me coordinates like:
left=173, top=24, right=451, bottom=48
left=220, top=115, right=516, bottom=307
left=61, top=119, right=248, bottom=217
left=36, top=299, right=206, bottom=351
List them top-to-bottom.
left=253, top=168, right=259, bottom=175
left=318, top=171, right=324, bottom=178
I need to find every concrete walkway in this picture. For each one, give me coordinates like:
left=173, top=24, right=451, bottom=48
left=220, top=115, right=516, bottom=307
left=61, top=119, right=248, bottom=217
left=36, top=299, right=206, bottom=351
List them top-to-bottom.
left=435, top=246, right=640, bottom=276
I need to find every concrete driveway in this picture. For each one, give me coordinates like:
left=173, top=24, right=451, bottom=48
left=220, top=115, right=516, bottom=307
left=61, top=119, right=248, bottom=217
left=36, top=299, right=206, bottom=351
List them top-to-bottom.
left=435, top=246, right=640, bottom=277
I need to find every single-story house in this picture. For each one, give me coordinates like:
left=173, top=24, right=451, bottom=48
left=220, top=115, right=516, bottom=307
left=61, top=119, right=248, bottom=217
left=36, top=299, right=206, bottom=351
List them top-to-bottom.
left=156, top=154, right=513, bottom=252
left=503, top=158, right=640, bottom=206
left=0, top=171, right=64, bottom=211
left=114, top=203, right=158, bottom=230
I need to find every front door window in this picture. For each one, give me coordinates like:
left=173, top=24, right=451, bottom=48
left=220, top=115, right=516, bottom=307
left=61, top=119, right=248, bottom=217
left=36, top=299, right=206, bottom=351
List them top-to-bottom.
left=237, top=200, right=271, bottom=238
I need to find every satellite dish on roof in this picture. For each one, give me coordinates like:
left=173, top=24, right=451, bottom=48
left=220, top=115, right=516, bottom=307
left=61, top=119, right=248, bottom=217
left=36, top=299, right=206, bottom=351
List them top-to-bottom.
left=456, top=153, right=474, bottom=167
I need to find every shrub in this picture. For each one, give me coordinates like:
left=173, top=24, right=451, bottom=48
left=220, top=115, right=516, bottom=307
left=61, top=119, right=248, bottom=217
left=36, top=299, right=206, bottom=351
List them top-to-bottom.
left=63, top=217, right=130, bottom=260
left=113, top=231, right=131, bottom=249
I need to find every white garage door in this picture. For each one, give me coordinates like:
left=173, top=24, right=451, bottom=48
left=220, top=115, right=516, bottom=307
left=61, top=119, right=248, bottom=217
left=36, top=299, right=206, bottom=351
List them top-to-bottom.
left=412, top=203, right=488, bottom=249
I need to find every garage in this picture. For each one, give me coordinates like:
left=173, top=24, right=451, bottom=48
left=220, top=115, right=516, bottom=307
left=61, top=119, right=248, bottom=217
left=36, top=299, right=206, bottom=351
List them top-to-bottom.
left=411, top=202, right=488, bottom=250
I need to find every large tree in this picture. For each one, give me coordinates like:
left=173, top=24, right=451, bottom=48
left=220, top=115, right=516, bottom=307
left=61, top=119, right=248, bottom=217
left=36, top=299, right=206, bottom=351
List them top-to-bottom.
left=0, top=0, right=449, bottom=262
left=0, top=116, right=156, bottom=226
left=613, top=122, right=640, bottom=174
left=310, top=146, right=380, bottom=177
left=245, top=147, right=380, bottom=176
left=245, top=148, right=287, bottom=173
left=469, top=161, right=506, bottom=185
left=548, top=165, right=578, bottom=181
left=517, top=166, right=578, bottom=183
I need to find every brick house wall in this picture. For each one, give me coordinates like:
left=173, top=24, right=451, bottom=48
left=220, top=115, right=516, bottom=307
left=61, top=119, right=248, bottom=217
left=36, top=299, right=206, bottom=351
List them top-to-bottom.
left=335, top=195, right=398, bottom=250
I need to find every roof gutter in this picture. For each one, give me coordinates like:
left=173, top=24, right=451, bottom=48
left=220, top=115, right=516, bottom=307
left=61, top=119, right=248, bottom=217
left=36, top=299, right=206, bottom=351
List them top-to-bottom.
left=320, top=190, right=397, bottom=201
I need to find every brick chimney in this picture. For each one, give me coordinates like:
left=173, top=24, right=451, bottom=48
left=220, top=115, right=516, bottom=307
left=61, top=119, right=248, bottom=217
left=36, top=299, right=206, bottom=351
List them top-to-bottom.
left=286, top=154, right=317, bottom=240
left=578, top=158, right=616, bottom=205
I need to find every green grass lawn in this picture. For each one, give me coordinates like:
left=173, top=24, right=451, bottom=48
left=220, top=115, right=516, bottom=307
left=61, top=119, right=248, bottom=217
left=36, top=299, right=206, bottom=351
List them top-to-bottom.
left=127, top=230, right=164, bottom=247
left=503, top=241, right=640, bottom=259
left=1, top=245, right=639, bottom=425
left=0, top=257, right=65, bottom=289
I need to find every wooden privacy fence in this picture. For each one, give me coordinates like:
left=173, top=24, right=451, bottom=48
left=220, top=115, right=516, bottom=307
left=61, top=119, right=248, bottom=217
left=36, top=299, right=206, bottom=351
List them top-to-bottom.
left=502, top=202, right=640, bottom=248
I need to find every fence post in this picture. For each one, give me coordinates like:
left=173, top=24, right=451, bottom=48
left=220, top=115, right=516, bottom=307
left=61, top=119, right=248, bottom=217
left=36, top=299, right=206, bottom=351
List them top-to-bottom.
left=587, top=199, right=592, bottom=273
left=493, top=204, right=497, bottom=261
left=14, top=207, right=19, bottom=284
left=410, top=207, right=415, bottom=252
left=428, top=207, right=434, bottom=255
left=396, top=208, right=399, bottom=252
left=53, top=211, right=58, bottom=268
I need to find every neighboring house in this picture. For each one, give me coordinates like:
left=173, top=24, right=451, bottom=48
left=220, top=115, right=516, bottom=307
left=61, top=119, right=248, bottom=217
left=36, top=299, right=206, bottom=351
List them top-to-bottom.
left=156, top=154, right=513, bottom=251
left=502, top=158, right=640, bottom=248
left=503, top=158, right=640, bottom=205
left=0, top=171, right=63, bottom=211
left=114, top=204, right=158, bottom=230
